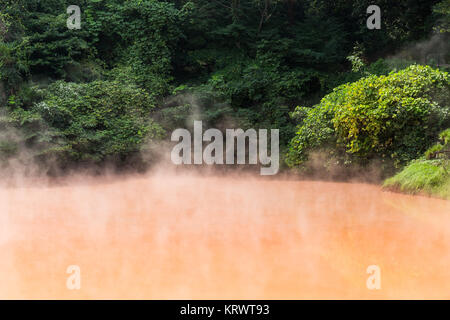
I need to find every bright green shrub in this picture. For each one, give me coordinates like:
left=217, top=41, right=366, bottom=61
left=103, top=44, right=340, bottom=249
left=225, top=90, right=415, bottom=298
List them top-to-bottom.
left=286, top=65, right=450, bottom=171
left=383, top=128, right=450, bottom=199
left=425, top=128, right=450, bottom=159
left=383, top=160, right=450, bottom=199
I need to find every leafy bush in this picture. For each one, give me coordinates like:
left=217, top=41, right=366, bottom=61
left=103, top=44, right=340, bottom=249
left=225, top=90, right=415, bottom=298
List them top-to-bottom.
left=99, top=0, right=183, bottom=96
left=286, top=65, right=450, bottom=172
left=9, top=81, right=165, bottom=166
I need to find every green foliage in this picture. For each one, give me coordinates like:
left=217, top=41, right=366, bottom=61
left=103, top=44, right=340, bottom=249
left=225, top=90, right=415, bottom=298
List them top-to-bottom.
left=0, top=0, right=446, bottom=174
left=1, top=0, right=99, bottom=79
left=98, top=0, right=183, bottom=96
left=434, top=0, right=450, bottom=33
left=24, top=13, right=93, bottom=77
left=0, top=40, right=29, bottom=94
left=287, top=65, right=450, bottom=172
left=9, top=81, right=164, bottom=165
left=441, top=127, right=450, bottom=144
left=425, top=128, right=450, bottom=159
left=384, top=129, right=450, bottom=199
left=0, top=140, right=18, bottom=160
left=383, top=159, right=450, bottom=199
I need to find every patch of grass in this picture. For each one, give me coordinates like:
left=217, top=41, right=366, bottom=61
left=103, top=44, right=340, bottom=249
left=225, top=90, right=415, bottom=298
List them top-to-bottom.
left=384, top=159, right=450, bottom=200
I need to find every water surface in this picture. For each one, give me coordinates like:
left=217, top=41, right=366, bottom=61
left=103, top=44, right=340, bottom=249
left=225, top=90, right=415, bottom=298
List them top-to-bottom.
left=1, top=173, right=449, bottom=299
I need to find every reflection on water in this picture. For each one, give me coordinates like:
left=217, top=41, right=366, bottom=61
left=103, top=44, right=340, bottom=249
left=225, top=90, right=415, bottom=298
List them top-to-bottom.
left=0, top=173, right=449, bottom=299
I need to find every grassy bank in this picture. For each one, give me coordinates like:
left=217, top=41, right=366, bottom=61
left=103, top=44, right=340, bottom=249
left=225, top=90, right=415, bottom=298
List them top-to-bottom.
left=384, top=129, right=450, bottom=200
left=384, top=160, right=450, bottom=200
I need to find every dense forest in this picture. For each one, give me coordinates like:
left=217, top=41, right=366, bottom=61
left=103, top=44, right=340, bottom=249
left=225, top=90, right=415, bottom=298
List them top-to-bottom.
left=0, top=0, right=449, bottom=195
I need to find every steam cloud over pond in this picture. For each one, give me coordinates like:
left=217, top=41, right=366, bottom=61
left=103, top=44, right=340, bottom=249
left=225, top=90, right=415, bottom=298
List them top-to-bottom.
left=0, top=172, right=449, bottom=299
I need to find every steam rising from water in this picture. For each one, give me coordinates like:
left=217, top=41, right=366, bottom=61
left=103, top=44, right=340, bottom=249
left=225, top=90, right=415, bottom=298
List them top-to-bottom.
left=0, top=171, right=449, bottom=299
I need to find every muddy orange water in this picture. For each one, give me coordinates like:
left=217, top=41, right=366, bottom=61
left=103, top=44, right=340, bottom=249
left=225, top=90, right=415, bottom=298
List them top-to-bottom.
left=0, top=172, right=449, bottom=299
